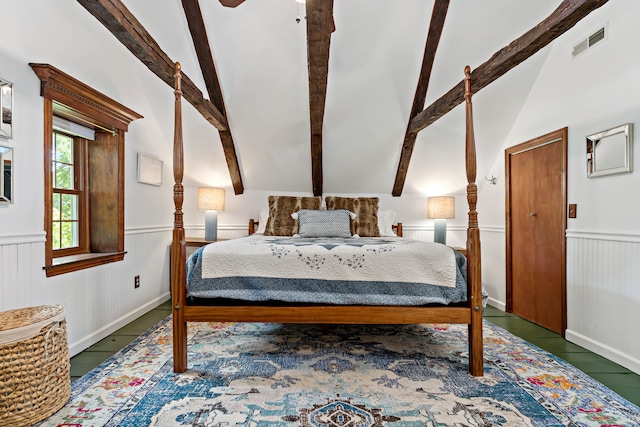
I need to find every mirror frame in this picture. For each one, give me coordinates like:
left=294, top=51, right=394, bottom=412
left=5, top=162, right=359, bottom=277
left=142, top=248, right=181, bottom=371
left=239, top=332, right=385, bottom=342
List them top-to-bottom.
left=0, top=77, right=13, bottom=140
left=586, top=123, right=633, bottom=178
left=0, top=145, right=12, bottom=203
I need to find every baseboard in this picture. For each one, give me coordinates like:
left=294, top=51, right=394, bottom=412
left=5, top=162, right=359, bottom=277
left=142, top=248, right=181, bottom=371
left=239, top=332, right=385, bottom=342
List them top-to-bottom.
left=68, top=292, right=171, bottom=357
left=486, top=297, right=506, bottom=312
left=565, top=329, right=640, bottom=375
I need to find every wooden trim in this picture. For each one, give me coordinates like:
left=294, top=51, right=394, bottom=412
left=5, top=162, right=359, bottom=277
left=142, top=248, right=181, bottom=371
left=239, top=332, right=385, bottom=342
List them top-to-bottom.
left=393, top=0, right=450, bottom=196
left=406, top=0, right=609, bottom=137
left=30, top=63, right=142, bottom=131
left=35, top=64, right=138, bottom=276
left=43, top=99, right=53, bottom=270
left=50, top=134, right=90, bottom=258
left=45, top=252, right=126, bottom=277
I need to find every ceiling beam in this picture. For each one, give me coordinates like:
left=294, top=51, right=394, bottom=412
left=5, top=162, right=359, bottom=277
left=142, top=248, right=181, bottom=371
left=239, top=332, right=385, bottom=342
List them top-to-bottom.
left=76, top=0, right=228, bottom=132
left=181, top=0, right=244, bottom=195
left=219, top=0, right=246, bottom=7
left=306, top=0, right=334, bottom=196
left=390, top=0, right=609, bottom=196
left=392, top=0, right=450, bottom=197
left=407, top=0, right=610, bottom=136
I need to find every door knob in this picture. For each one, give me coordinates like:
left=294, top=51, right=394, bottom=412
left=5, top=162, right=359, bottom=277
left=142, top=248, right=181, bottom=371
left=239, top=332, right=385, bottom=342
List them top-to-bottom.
left=530, top=212, right=537, bottom=217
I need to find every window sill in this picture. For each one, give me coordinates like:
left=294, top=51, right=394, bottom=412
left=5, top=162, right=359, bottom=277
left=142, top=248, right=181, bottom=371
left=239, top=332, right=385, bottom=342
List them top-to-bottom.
left=45, top=251, right=126, bottom=277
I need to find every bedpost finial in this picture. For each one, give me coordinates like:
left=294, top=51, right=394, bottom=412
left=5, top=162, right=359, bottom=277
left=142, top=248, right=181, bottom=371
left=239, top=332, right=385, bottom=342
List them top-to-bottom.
left=174, top=62, right=182, bottom=94
left=464, top=66, right=472, bottom=101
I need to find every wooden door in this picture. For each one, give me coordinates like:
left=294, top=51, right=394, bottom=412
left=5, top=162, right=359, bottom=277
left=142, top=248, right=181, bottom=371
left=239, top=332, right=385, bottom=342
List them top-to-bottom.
left=506, top=128, right=567, bottom=335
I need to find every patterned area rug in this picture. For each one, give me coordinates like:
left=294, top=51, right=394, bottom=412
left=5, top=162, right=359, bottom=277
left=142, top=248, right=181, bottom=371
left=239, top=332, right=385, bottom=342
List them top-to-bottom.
left=40, top=318, right=639, bottom=426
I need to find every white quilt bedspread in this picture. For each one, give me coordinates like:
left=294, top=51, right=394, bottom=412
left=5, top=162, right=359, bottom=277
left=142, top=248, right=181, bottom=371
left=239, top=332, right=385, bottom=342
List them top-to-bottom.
left=200, top=234, right=457, bottom=288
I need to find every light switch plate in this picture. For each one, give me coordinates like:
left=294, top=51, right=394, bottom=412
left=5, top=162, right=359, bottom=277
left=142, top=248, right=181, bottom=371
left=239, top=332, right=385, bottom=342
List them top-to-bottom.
left=568, top=204, right=577, bottom=218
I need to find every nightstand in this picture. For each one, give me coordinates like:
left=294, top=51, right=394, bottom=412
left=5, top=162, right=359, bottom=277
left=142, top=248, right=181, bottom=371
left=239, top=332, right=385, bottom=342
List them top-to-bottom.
left=185, top=237, right=226, bottom=256
left=185, top=237, right=219, bottom=247
left=452, top=247, right=467, bottom=257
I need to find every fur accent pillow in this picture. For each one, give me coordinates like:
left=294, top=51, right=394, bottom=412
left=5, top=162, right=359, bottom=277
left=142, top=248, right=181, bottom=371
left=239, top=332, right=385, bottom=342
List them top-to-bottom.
left=264, top=196, right=322, bottom=236
left=325, top=196, right=381, bottom=237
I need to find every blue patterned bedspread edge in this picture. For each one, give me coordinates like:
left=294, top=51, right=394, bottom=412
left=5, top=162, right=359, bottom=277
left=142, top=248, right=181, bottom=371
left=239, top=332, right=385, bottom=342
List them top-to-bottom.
left=186, top=243, right=470, bottom=306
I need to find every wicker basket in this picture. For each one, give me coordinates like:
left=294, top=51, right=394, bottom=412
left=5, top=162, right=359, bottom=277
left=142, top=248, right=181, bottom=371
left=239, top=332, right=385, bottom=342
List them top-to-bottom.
left=0, top=305, right=70, bottom=426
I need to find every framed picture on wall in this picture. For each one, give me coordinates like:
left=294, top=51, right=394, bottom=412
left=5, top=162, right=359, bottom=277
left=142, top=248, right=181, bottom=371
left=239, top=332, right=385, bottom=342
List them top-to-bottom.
left=0, top=78, right=13, bottom=140
left=137, top=152, right=163, bottom=186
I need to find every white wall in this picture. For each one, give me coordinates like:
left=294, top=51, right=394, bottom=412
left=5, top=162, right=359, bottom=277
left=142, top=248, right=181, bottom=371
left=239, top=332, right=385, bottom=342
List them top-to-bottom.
left=5, top=0, right=636, bottom=375
left=478, top=0, right=640, bottom=373
left=0, top=1, right=460, bottom=356
left=0, top=2, right=177, bottom=355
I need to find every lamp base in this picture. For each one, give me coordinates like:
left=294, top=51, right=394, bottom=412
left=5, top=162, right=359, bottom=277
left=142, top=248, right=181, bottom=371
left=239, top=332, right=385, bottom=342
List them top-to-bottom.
left=204, top=211, right=218, bottom=241
left=433, top=219, right=447, bottom=245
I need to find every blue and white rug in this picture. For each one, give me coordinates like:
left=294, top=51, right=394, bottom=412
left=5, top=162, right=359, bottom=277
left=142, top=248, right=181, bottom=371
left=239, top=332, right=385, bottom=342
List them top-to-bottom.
left=40, top=318, right=640, bottom=426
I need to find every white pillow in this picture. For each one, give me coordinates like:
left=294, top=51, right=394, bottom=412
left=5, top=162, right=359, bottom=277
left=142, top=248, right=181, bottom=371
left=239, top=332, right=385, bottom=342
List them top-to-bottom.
left=256, top=208, right=269, bottom=234
left=378, top=210, right=397, bottom=236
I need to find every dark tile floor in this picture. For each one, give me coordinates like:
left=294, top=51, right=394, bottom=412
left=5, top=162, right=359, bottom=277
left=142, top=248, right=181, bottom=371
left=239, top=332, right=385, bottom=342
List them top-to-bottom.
left=70, top=301, right=640, bottom=407
left=483, top=305, right=639, bottom=407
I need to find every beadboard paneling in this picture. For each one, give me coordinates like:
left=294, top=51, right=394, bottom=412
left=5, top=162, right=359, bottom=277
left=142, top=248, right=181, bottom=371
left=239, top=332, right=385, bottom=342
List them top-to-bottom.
left=0, top=229, right=172, bottom=356
left=566, top=233, right=640, bottom=374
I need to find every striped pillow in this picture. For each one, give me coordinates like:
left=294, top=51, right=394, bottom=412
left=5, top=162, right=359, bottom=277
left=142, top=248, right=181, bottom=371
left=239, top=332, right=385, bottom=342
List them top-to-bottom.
left=293, top=209, right=355, bottom=238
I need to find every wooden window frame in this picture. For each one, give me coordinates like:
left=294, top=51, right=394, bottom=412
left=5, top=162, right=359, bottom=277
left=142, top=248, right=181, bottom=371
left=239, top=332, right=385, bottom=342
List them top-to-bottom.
left=31, top=64, right=142, bottom=277
left=51, top=131, right=89, bottom=257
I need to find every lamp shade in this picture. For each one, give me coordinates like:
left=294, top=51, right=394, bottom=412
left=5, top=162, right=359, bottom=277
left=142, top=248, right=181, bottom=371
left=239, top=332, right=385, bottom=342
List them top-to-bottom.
left=198, top=187, right=225, bottom=211
left=427, top=196, right=455, bottom=219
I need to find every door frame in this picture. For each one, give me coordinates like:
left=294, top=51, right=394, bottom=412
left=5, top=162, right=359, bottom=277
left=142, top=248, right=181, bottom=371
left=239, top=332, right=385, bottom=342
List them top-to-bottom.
left=505, top=127, right=568, bottom=335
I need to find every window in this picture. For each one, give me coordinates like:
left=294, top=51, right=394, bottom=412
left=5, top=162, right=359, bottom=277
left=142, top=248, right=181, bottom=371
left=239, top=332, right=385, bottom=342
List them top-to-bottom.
left=31, top=64, right=142, bottom=277
left=51, top=131, right=86, bottom=254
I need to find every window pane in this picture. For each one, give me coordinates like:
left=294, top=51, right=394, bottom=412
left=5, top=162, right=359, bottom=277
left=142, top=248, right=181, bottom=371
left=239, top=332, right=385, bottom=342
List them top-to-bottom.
left=55, top=133, right=74, bottom=163
left=55, top=163, right=74, bottom=189
left=52, top=193, right=61, bottom=221
left=61, top=193, right=78, bottom=220
left=59, top=221, right=79, bottom=249
left=52, top=222, right=61, bottom=250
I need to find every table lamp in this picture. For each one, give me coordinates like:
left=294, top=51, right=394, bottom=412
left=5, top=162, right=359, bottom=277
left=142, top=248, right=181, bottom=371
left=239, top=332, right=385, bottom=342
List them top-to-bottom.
left=198, top=187, right=225, bottom=241
left=427, top=196, right=455, bottom=245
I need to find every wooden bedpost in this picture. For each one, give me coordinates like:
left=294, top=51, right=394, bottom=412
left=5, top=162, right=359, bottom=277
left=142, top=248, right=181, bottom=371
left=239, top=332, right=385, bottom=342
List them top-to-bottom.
left=171, top=62, right=188, bottom=373
left=464, top=65, right=484, bottom=376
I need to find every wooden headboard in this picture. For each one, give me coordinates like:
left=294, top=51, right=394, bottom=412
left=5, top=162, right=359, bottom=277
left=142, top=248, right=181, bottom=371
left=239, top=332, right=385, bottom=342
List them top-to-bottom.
left=248, top=219, right=403, bottom=237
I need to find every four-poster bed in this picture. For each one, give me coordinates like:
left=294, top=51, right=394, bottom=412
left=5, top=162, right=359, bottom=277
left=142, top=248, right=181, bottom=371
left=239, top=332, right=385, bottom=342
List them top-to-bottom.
left=170, top=63, right=483, bottom=376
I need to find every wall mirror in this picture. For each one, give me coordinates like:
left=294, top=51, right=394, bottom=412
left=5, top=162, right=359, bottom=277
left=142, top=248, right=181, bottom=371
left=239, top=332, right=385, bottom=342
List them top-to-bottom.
left=0, top=78, right=13, bottom=139
left=586, top=123, right=633, bottom=177
left=0, top=145, right=12, bottom=203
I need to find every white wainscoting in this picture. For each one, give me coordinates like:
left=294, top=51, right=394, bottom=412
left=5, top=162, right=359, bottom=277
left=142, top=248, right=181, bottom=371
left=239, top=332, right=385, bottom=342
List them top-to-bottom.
left=5, top=224, right=635, bottom=372
left=478, top=226, right=507, bottom=310
left=0, top=228, right=173, bottom=356
left=566, top=230, right=640, bottom=374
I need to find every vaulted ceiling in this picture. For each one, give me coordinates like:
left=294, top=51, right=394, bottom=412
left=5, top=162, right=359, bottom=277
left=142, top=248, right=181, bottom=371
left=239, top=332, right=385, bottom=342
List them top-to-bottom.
left=77, top=0, right=608, bottom=196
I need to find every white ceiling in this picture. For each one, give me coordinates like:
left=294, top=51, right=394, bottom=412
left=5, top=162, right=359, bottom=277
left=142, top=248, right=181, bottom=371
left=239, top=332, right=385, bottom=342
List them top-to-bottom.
left=120, top=0, right=561, bottom=195
left=125, top=0, right=559, bottom=194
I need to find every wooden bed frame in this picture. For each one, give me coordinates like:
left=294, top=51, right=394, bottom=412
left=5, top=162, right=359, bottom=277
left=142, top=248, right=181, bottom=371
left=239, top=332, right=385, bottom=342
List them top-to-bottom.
left=170, top=63, right=483, bottom=376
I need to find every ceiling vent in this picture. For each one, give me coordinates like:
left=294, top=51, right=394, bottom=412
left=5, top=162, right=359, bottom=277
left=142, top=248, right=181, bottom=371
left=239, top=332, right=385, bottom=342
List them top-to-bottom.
left=572, top=25, right=607, bottom=58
